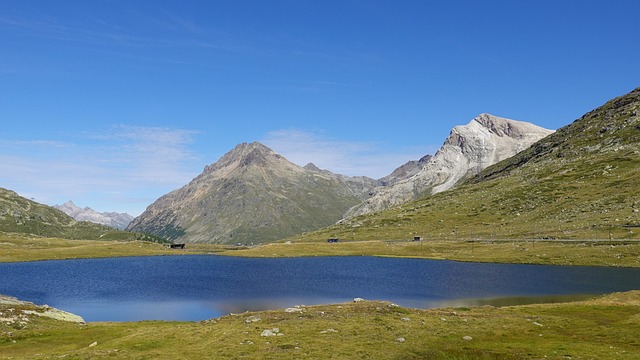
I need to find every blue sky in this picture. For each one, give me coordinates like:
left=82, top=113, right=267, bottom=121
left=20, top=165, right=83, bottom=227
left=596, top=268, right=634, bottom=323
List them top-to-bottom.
left=1, top=0, right=639, bottom=216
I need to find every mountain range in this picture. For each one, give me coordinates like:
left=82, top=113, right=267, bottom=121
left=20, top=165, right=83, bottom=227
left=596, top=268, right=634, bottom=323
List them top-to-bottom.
left=296, top=86, right=640, bottom=242
left=3, top=87, right=638, bottom=245
left=128, top=114, right=550, bottom=244
left=54, top=201, right=134, bottom=230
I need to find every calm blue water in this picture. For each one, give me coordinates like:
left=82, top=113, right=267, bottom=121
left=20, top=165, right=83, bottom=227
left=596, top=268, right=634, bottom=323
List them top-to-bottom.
left=0, top=255, right=638, bottom=322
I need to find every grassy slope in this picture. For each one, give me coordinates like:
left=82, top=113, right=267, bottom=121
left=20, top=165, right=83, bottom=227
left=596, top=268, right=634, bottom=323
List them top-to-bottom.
left=289, top=87, right=640, bottom=243
left=0, top=187, right=168, bottom=244
left=0, top=187, right=113, bottom=240
left=0, top=233, right=180, bottom=262
left=1, top=291, right=639, bottom=359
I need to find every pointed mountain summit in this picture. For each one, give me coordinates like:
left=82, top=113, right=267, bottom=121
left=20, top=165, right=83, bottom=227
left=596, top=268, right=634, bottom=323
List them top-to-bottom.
left=344, top=114, right=554, bottom=218
left=127, top=142, right=379, bottom=244
left=199, top=142, right=281, bottom=176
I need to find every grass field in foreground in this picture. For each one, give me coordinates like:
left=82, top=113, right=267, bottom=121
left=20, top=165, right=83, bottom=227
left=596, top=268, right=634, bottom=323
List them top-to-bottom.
left=1, top=291, right=639, bottom=359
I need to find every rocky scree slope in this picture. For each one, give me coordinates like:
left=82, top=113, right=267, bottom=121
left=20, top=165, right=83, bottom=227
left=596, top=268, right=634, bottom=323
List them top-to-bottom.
left=300, top=87, right=640, bottom=241
left=344, top=113, right=554, bottom=219
left=127, top=142, right=380, bottom=244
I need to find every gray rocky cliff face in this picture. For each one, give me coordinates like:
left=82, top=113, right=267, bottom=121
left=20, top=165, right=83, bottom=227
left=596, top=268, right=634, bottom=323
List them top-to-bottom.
left=343, top=114, right=554, bottom=219
left=127, top=142, right=380, bottom=244
left=378, top=154, right=433, bottom=186
left=54, top=201, right=134, bottom=230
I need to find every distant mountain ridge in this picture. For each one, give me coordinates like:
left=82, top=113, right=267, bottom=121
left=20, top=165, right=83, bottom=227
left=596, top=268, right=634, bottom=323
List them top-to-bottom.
left=343, top=113, right=554, bottom=219
left=127, top=142, right=380, bottom=244
left=0, top=187, right=115, bottom=239
left=54, top=201, right=134, bottom=230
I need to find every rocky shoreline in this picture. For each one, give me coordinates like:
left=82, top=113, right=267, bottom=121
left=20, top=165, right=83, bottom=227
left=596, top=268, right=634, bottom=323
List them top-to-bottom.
left=0, top=295, right=85, bottom=324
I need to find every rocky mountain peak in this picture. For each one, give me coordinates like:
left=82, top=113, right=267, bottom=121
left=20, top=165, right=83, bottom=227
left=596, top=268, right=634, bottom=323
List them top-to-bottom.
left=472, top=113, right=548, bottom=138
left=473, top=113, right=515, bottom=136
left=343, top=114, right=554, bottom=219
left=127, top=142, right=379, bottom=244
left=202, top=142, right=286, bottom=176
left=242, top=144, right=282, bottom=167
left=303, top=163, right=322, bottom=172
left=59, top=200, right=78, bottom=210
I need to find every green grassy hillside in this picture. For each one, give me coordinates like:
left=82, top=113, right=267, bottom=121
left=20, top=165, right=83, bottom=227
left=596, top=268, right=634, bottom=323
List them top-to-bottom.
left=291, top=87, right=640, bottom=242
left=0, top=187, right=165, bottom=242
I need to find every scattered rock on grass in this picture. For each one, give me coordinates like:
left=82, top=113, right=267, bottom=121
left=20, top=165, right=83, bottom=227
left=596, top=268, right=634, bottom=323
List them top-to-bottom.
left=285, top=307, right=304, bottom=313
left=244, top=315, right=261, bottom=323
left=261, top=328, right=283, bottom=337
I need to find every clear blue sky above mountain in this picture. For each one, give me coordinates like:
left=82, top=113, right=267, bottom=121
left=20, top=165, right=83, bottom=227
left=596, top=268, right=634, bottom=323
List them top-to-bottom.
left=1, top=0, right=639, bottom=216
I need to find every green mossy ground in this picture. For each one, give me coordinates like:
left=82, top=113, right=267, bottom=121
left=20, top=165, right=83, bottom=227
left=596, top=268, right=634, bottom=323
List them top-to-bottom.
left=1, top=292, right=639, bottom=359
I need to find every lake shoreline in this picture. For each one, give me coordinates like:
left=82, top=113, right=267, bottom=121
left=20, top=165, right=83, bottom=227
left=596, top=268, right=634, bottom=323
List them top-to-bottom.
left=2, top=233, right=640, bottom=267
left=3, top=234, right=640, bottom=358
left=2, top=255, right=639, bottom=323
left=2, top=290, right=640, bottom=359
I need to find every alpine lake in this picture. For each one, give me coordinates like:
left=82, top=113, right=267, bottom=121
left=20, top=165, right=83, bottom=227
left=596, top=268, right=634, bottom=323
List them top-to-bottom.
left=1, top=255, right=639, bottom=322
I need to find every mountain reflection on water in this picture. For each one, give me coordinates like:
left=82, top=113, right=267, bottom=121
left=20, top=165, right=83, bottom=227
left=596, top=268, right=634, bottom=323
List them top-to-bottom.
left=0, top=255, right=638, bottom=322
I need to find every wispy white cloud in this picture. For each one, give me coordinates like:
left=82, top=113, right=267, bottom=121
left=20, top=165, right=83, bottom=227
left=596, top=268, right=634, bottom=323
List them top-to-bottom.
left=0, top=14, right=229, bottom=51
left=87, top=125, right=201, bottom=184
left=0, top=126, right=202, bottom=215
left=261, top=129, right=436, bottom=179
left=0, top=139, right=71, bottom=148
